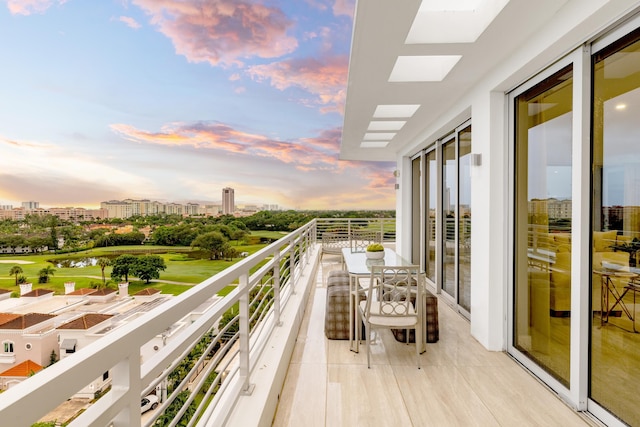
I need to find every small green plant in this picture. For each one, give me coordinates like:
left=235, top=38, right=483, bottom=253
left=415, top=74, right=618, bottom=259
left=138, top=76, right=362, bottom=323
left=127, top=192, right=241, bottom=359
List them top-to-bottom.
left=366, top=243, right=384, bottom=252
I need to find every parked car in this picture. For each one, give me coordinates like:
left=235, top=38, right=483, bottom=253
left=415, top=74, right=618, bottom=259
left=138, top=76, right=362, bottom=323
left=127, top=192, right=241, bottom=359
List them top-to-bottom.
left=141, top=394, right=159, bottom=414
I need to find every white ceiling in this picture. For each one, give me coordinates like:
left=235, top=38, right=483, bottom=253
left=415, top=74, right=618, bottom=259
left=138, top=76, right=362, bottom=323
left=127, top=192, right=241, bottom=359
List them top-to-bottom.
left=340, top=0, right=571, bottom=161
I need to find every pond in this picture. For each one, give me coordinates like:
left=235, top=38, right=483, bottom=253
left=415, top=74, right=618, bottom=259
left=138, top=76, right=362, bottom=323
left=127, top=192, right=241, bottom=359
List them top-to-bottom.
left=51, top=257, right=99, bottom=268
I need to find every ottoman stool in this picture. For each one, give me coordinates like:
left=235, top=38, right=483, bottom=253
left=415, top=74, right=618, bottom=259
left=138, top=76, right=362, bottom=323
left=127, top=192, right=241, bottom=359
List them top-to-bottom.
left=392, top=288, right=439, bottom=343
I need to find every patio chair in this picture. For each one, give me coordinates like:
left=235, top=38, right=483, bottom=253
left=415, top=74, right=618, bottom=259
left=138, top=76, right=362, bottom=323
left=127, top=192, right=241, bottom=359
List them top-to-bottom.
left=349, top=230, right=382, bottom=253
left=356, top=265, right=422, bottom=368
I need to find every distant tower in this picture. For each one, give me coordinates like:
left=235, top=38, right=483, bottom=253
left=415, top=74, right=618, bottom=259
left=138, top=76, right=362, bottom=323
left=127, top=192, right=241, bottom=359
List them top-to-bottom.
left=222, top=188, right=235, bottom=215
left=22, top=201, right=39, bottom=210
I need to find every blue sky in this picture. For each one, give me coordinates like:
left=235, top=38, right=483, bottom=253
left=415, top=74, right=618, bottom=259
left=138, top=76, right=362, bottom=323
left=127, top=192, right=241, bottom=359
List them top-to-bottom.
left=0, top=0, right=395, bottom=210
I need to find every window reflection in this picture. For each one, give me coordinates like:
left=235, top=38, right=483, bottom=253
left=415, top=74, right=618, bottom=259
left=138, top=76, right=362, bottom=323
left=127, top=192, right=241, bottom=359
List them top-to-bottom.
left=591, top=28, right=640, bottom=427
left=514, top=65, right=573, bottom=387
left=458, top=126, right=471, bottom=312
left=442, top=139, right=456, bottom=298
left=426, top=150, right=437, bottom=283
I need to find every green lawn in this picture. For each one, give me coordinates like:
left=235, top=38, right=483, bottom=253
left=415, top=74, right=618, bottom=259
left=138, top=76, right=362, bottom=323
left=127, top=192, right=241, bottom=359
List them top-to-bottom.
left=0, top=242, right=271, bottom=296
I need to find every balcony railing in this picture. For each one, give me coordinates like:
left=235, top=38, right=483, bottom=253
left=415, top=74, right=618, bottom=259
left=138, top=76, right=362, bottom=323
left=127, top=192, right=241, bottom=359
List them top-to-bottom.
left=0, top=218, right=395, bottom=426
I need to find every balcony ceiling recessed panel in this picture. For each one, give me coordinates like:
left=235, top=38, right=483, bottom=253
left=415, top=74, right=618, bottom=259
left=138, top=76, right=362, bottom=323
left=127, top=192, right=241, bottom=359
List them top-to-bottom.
left=340, top=0, right=572, bottom=161
left=406, top=0, right=510, bottom=44
left=389, top=55, right=462, bottom=82
left=373, top=105, right=421, bottom=118
left=367, top=121, right=407, bottom=131
left=363, top=132, right=396, bottom=140
left=360, top=141, right=390, bottom=148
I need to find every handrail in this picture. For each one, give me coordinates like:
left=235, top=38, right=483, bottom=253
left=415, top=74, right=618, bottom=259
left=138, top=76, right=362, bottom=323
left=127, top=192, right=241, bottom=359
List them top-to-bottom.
left=0, top=218, right=392, bottom=426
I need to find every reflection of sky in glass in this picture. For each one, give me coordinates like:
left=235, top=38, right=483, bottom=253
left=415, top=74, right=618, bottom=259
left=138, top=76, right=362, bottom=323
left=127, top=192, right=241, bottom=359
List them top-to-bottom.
left=603, top=91, right=640, bottom=206
left=528, top=112, right=572, bottom=200
left=428, top=155, right=472, bottom=207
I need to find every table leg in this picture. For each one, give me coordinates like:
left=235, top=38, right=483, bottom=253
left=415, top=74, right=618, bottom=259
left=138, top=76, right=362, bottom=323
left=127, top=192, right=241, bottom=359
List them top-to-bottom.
left=349, top=274, right=358, bottom=352
left=634, top=288, right=638, bottom=333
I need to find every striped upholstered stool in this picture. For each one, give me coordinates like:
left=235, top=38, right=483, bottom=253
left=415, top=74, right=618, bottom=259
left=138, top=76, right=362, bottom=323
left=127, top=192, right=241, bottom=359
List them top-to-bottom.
left=324, top=270, right=363, bottom=340
left=391, top=288, right=439, bottom=343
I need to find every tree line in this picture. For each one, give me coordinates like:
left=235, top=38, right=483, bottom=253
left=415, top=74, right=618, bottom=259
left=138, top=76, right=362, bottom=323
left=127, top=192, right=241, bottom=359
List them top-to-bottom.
left=0, top=210, right=395, bottom=254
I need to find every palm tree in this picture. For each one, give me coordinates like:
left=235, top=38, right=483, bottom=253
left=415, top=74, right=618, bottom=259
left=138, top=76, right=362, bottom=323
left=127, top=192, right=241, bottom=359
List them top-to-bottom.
left=97, top=257, right=111, bottom=286
left=9, top=265, right=23, bottom=286
left=38, top=266, right=56, bottom=284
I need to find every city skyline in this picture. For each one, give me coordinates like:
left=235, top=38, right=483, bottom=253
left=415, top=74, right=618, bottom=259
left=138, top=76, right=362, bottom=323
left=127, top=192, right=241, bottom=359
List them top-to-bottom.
left=0, top=0, right=396, bottom=211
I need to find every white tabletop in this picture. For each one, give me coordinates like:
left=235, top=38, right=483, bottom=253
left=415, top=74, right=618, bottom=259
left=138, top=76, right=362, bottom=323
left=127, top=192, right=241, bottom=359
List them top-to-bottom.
left=341, top=247, right=412, bottom=275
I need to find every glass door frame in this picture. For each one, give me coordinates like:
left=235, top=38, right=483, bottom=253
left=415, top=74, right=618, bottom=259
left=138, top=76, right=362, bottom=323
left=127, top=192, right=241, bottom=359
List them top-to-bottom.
left=585, top=17, right=640, bottom=427
left=507, top=46, right=591, bottom=414
left=411, top=119, right=472, bottom=319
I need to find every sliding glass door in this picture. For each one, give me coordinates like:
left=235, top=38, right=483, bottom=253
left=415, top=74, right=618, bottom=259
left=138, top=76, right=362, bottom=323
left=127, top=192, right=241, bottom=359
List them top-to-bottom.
left=509, top=23, right=640, bottom=426
left=590, top=27, right=640, bottom=427
left=513, top=64, right=573, bottom=388
left=412, top=122, right=471, bottom=316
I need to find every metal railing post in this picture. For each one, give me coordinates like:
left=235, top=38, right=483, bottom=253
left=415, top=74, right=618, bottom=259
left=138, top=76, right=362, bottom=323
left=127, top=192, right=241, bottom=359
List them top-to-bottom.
left=289, top=239, right=296, bottom=293
left=273, top=252, right=282, bottom=326
left=238, top=273, right=254, bottom=395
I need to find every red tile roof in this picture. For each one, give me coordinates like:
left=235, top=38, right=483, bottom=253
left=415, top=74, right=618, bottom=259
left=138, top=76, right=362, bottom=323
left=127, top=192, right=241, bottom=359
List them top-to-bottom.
left=67, top=288, right=97, bottom=296
left=89, top=288, right=117, bottom=296
left=134, top=288, right=160, bottom=296
left=22, top=289, right=54, bottom=297
left=0, top=313, right=56, bottom=330
left=0, top=313, right=21, bottom=326
left=57, top=313, right=113, bottom=330
left=0, top=360, right=43, bottom=377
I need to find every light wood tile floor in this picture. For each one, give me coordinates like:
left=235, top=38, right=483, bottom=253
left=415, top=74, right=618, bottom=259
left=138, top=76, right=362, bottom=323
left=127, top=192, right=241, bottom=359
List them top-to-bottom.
left=272, top=257, right=596, bottom=427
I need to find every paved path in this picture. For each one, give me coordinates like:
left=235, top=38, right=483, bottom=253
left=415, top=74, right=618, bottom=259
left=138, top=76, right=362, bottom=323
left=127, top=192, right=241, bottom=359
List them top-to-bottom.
left=55, top=275, right=195, bottom=286
left=38, top=399, right=91, bottom=424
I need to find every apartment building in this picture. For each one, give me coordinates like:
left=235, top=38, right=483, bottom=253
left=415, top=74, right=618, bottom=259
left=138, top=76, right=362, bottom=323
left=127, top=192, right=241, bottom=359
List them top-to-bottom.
left=341, top=2, right=640, bottom=425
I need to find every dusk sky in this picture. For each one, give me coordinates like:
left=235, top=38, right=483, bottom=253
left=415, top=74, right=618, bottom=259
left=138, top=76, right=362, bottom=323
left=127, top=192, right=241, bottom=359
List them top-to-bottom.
left=0, top=0, right=396, bottom=210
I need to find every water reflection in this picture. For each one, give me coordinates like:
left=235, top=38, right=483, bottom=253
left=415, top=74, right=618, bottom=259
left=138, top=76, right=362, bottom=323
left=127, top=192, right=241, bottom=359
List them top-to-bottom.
left=52, top=257, right=98, bottom=268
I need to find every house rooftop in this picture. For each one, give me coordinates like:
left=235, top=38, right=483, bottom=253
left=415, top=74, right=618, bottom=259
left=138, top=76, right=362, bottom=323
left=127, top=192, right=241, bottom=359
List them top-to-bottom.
left=67, top=288, right=96, bottom=296
left=133, top=288, right=160, bottom=296
left=22, top=289, right=54, bottom=298
left=0, top=313, right=56, bottom=330
left=0, top=313, right=21, bottom=326
left=57, top=313, right=113, bottom=330
left=0, top=360, right=43, bottom=378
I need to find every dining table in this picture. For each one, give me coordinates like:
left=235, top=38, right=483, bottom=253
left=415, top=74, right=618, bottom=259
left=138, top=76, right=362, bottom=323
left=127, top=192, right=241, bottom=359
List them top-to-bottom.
left=340, top=247, right=426, bottom=352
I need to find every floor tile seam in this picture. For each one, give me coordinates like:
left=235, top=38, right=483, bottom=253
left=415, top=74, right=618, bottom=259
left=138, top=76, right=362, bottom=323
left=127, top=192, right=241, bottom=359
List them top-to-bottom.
left=450, top=363, right=504, bottom=426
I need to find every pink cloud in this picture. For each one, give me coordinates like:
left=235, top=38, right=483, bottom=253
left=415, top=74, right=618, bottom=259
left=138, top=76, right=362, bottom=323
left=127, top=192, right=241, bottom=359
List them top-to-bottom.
left=6, top=0, right=66, bottom=15
left=132, top=0, right=298, bottom=67
left=304, top=0, right=328, bottom=12
left=333, top=0, right=355, bottom=18
left=118, top=15, right=141, bottom=29
left=246, top=55, right=348, bottom=114
left=110, top=121, right=349, bottom=172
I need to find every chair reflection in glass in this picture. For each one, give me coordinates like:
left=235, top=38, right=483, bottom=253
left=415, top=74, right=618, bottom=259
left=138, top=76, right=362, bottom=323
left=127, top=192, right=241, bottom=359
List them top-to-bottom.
left=356, top=265, right=422, bottom=369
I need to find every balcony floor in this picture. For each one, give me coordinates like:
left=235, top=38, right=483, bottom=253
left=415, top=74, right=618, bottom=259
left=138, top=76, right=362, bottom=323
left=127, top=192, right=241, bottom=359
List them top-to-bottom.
left=273, top=255, right=596, bottom=427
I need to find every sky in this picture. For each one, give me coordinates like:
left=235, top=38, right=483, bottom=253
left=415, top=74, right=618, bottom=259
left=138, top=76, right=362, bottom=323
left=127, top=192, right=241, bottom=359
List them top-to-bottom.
left=0, top=0, right=396, bottom=210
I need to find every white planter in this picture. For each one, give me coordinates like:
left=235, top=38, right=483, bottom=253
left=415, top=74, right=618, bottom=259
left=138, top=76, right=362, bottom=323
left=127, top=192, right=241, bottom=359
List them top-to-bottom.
left=365, top=251, right=384, bottom=260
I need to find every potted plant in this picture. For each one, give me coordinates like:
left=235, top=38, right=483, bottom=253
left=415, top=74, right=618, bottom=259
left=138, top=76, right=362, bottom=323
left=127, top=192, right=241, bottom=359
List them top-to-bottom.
left=365, top=243, right=385, bottom=259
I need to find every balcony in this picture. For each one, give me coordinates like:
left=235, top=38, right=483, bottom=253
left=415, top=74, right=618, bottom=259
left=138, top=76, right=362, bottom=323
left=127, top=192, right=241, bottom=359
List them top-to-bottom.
left=0, top=218, right=593, bottom=426
left=273, top=255, right=594, bottom=426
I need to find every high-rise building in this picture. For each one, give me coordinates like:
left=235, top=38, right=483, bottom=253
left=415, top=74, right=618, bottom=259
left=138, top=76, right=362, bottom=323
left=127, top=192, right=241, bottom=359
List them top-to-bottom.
left=222, top=188, right=235, bottom=215
left=21, top=201, right=39, bottom=210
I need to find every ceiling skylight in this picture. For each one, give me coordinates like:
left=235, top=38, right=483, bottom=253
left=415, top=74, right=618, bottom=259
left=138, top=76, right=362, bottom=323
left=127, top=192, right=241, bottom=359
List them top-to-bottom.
left=405, top=0, right=510, bottom=44
left=389, top=55, right=462, bottom=82
left=373, top=104, right=420, bottom=118
left=367, top=121, right=407, bottom=131
left=363, top=133, right=395, bottom=140
left=360, top=141, right=389, bottom=148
